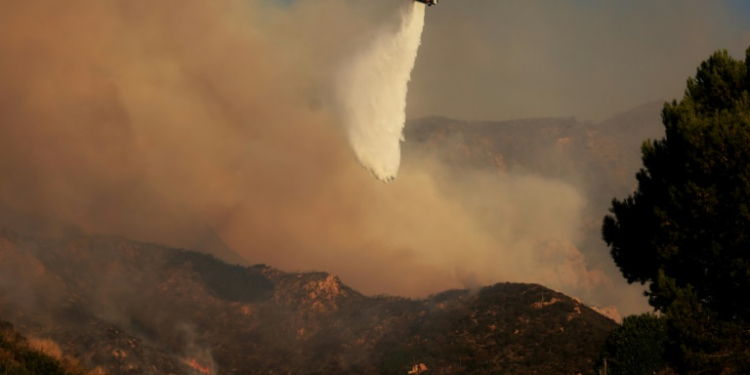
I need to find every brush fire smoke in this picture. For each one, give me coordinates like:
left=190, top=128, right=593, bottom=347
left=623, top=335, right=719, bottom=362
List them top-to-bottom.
left=0, top=0, right=623, bottom=309
left=3, top=0, right=744, bottom=335
left=334, top=1, right=425, bottom=182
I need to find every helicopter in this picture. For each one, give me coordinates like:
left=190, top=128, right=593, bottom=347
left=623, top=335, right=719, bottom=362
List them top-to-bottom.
left=415, top=0, right=437, bottom=6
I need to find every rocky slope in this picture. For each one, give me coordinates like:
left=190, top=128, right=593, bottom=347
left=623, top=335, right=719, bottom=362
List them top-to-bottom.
left=0, top=228, right=616, bottom=375
left=0, top=318, right=106, bottom=375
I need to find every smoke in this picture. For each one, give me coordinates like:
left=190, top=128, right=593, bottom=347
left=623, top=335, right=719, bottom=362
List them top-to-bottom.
left=1, top=0, right=744, bottom=322
left=334, top=2, right=425, bottom=182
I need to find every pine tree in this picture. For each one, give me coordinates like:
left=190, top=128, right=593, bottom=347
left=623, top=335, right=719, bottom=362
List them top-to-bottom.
left=602, top=47, right=750, bottom=373
left=596, top=314, right=667, bottom=375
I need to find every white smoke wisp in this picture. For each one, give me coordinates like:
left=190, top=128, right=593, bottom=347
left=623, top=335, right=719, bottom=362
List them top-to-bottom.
left=335, top=2, right=426, bottom=182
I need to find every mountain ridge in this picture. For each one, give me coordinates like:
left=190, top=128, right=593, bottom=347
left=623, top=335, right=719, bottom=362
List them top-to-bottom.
left=0, top=227, right=616, bottom=375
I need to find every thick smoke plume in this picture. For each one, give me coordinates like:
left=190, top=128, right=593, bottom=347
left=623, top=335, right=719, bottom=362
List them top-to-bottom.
left=0, top=0, right=745, bottom=321
left=0, top=0, right=608, bottom=311
left=335, top=2, right=425, bottom=181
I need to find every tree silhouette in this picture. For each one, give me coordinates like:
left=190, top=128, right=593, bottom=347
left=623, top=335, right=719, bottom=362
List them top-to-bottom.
left=602, top=47, right=750, bottom=373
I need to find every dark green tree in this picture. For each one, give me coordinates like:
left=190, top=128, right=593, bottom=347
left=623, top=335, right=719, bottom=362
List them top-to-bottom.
left=602, top=47, right=750, bottom=373
left=596, top=314, right=668, bottom=375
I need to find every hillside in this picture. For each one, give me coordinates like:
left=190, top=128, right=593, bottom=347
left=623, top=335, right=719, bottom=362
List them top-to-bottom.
left=0, top=228, right=616, bottom=375
left=0, top=318, right=104, bottom=375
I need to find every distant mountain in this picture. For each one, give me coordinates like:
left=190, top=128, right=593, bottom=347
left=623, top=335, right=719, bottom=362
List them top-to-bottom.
left=404, top=101, right=665, bottom=268
left=404, top=101, right=664, bottom=202
left=0, top=228, right=616, bottom=375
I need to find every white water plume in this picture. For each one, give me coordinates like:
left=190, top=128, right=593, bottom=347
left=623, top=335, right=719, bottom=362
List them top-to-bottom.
left=335, top=2, right=426, bottom=182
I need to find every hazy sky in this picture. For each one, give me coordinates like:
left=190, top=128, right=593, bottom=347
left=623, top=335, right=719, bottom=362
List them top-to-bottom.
left=407, top=0, right=750, bottom=121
